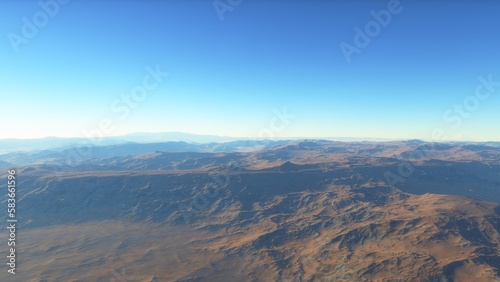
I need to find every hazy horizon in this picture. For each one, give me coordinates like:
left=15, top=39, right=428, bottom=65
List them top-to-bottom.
left=1, top=130, right=500, bottom=143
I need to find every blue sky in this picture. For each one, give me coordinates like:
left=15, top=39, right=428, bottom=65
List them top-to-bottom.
left=1, top=0, right=499, bottom=141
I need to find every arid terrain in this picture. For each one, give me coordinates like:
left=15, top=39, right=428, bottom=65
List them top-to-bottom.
left=1, top=140, right=500, bottom=281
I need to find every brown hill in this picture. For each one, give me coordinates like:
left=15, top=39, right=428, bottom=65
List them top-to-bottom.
left=1, top=141, right=500, bottom=281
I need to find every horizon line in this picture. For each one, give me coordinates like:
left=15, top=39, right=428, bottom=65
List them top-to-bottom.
left=0, top=131, right=499, bottom=143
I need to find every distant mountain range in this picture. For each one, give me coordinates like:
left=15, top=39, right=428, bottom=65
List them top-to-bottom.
left=1, top=131, right=499, bottom=155
left=0, top=132, right=238, bottom=154
left=1, top=139, right=499, bottom=280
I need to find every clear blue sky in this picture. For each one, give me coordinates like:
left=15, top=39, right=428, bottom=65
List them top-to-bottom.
left=1, top=0, right=499, bottom=141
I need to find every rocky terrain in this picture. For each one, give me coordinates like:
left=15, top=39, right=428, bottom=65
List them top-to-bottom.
left=0, top=140, right=500, bottom=281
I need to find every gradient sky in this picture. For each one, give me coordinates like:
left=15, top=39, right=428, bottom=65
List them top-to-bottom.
left=1, top=0, right=499, bottom=141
